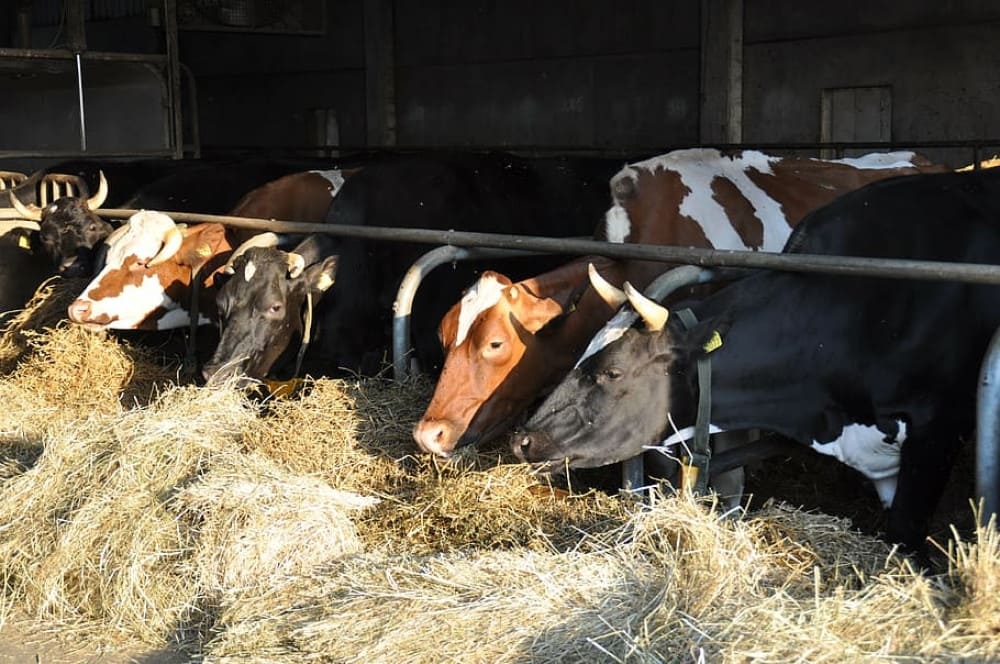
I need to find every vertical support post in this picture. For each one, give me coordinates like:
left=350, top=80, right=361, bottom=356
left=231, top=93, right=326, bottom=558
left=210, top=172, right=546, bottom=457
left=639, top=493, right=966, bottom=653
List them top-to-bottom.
left=65, top=0, right=88, bottom=152
left=163, top=0, right=184, bottom=159
left=364, top=0, right=396, bottom=146
left=699, top=0, right=744, bottom=145
left=15, top=1, right=31, bottom=48
left=977, top=325, right=1000, bottom=529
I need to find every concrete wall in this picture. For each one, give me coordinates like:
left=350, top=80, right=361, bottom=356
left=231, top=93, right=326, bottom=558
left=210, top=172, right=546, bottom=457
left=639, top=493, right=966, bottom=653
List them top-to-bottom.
left=4, top=1, right=1000, bottom=164
left=743, top=1, right=1000, bottom=166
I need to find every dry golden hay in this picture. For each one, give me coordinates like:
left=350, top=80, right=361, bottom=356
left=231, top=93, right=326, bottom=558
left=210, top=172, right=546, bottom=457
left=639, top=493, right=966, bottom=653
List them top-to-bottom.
left=957, top=155, right=1000, bottom=171
left=0, top=276, right=88, bottom=373
left=0, top=325, right=178, bottom=443
left=242, top=374, right=434, bottom=495
left=0, top=383, right=254, bottom=643
left=172, top=450, right=379, bottom=606
left=357, top=461, right=636, bottom=555
left=201, top=492, right=1000, bottom=664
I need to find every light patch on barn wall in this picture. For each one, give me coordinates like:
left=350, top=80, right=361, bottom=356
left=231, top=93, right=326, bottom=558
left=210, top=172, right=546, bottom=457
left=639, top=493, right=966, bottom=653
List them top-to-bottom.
left=454, top=274, right=506, bottom=347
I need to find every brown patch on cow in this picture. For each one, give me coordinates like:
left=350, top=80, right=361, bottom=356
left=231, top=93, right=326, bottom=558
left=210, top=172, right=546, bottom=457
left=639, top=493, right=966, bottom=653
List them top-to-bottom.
left=710, top=176, right=765, bottom=249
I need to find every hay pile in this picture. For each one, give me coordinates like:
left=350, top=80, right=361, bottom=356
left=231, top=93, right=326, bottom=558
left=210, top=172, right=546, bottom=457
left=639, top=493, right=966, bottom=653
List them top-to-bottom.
left=0, top=295, right=997, bottom=662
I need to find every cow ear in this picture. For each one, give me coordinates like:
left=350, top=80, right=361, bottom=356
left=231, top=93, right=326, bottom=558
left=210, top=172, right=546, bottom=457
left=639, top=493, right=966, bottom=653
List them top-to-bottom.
left=182, top=224, right=229, bottom=267
left=305, top=255, right=338, bottom=295
left=508, top=283, right=565, bottom=333
left=677, top=316, right=731, bottom=359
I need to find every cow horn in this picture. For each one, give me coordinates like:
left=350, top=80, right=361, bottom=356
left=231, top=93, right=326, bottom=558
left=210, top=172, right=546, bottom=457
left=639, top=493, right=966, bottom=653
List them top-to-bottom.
left=86, top=170, right=109, bottom=210
left=8, top=188, right=42, bottom=222
left=103, top=222, right=131, bottom=249
left=147, top=224, right=184, bottom=267
left=224, top=232, right=280, bottom=273
left=286, top=252, right=305, bottom=278
left=588, top=263, right=627, bottom=308
left=624, top=282, right=669, bottom=332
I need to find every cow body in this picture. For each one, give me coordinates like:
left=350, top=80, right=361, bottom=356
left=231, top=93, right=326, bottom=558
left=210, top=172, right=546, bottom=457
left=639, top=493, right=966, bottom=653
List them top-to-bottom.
left=415, top=149, right=945, bottom=458
left=201, top=151, right=623, bottom=384
left=67, top=167, right=357, bottom=332
left=515, top=167, right=1000, bottom=552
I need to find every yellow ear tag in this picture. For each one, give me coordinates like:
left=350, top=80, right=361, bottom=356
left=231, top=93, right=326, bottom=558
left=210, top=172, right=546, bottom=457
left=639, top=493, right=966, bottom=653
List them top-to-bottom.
left=17, top=234, right=31, bottom=251
left=196, top=244, right=212, bottom=258
left=315, top=272, right=334, bottom=292
left=703, top=330, right=723, bottom=353
left=263, top=377, right=303, bottom=399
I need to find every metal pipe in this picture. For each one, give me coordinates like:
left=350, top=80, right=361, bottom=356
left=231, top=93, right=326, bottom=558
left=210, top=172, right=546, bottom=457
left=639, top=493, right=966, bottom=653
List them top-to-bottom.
left=75, top=53, right=87, bottom=152
left=90, top=209, right=1000, bottom=287
left=621, top=265, right=720, bottom=490
left=977, top=325, right=1000, bottom=528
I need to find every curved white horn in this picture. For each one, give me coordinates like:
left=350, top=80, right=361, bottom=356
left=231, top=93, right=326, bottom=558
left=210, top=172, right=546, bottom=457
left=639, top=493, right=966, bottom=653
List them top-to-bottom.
left=86, top=170, right=109, bottom=210
left=8, top=188, right=42, bottom=222
left=103, top=222, right=131, bottom=249
left=147, top=224, right=184, bottom=267
left=224, top=232, right=280, bottom=273
left=286, top=252, right=305, bottom=278
left=588, top=262, right=627, bottom=308
left=624, top=282, right=669, bottom=332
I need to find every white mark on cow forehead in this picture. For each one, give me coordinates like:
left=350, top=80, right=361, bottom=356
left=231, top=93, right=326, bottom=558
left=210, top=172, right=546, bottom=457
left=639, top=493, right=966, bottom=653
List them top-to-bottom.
left=828, top=151, right=917, bottom=170
left=310, top=169, right=345, bottom=197
left=604, top=202, right=631, bottom=244
left=244, top=259, right=256, bottom=282
left=77, top=273, right=182, bottom=330
left=454, top=275, right=507, bottom=347
left=575, top=306, right=639, bottom=367
left=811, top=421, right=906, bottom=508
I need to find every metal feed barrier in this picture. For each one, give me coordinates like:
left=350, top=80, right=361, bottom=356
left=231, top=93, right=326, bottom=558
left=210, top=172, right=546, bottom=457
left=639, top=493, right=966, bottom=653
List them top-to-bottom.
left=27, top=206, right=1000, bottom=526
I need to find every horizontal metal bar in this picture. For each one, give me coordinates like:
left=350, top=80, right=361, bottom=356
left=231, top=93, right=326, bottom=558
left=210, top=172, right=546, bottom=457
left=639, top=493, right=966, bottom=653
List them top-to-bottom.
left=0, top=47, right=168, bottom=65
left=0, top=149, right=177, bottom=161
left=93, top=208, right=1000, bottom=287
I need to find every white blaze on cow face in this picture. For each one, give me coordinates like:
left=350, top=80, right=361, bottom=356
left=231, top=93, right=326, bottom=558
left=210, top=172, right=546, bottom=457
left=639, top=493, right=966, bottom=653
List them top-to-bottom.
left=310, top=169, right=346, bottom=197
left=603, top=201, right=632, bottom=244
left=454, top=274, right=507, bottom=347
left=575, top=307, right=638, bottom=367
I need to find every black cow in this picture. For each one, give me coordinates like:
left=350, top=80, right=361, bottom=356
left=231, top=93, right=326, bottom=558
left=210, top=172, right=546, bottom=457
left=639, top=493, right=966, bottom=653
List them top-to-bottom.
left=201, top=151, right=624, bottom=385
left=514, top=167, right=1000, bottom=554
left=8, top=171, right=114, bottom=278
left=0, top=226, right=58, bottom=325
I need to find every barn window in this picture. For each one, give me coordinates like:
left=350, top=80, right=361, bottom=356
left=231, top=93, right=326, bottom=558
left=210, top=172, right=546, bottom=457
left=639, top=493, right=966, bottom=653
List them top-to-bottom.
left=820, top=86, right=892, bottom=158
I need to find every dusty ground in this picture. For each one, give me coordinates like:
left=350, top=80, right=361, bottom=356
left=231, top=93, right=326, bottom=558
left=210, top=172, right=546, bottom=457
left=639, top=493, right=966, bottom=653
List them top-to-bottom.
left=0, top=619, right=192, bottom=664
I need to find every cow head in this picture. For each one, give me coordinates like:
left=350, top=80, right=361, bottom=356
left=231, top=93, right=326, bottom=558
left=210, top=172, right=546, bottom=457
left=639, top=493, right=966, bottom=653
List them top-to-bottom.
left=9, top=171, right=113, bottom=277
left=68, top=211, right=232, bottom=331
left=201, top=234, right=338, bottom=387
left=413, top=257, right=626, bottom=458
left=512, top=281, right=718, bottom=470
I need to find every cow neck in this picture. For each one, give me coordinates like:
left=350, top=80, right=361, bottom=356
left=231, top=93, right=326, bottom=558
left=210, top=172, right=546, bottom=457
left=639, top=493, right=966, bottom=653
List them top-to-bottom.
left=673, top=307, right=713, bottom=495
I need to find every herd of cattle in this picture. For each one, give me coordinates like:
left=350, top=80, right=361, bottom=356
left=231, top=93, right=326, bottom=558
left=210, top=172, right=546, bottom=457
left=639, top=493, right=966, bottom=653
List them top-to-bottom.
left=4, top=146, right=998, bottom=556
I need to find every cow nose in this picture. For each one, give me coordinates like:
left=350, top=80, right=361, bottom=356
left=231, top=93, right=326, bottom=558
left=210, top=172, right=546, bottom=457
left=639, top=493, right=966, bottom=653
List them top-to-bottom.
left=67, top=299, right=92, bottom=323
left=413, top=419, right=456, bottom=458
left=512, top=430, right=550, bottom=462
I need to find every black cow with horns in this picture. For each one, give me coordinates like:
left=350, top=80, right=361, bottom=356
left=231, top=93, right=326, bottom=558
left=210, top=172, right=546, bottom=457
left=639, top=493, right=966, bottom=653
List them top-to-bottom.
left=514, top=166, right=1000, bottom=556
left=8, top=170, right=114, bottom=278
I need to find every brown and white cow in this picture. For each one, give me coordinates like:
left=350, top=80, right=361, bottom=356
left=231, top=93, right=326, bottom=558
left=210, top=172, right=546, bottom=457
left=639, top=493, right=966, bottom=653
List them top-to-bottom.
left=414, top=148, right=947, bottom=458
left=67, top=168, right=354, bottom=331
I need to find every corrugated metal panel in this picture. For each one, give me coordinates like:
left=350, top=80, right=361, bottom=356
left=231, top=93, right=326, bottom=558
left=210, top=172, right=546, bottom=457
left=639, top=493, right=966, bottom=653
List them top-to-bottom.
left=31, top=0, right=146, bottom=26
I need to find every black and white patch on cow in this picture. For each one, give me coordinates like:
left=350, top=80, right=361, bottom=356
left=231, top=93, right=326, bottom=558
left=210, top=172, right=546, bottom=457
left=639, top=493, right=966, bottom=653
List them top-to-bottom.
left=515, top=166, right=1000, bottom=553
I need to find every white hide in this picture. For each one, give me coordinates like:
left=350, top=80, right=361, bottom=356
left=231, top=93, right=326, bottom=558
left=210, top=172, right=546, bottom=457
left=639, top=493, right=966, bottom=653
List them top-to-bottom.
left=309, top=169, right=346, bottom=196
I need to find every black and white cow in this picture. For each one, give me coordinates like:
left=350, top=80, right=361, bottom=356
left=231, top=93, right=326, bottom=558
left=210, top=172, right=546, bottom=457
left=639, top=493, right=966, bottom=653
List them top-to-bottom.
left=201, top=151, right=624, bottom=385
left=514, top=166, right=1000, bottom=553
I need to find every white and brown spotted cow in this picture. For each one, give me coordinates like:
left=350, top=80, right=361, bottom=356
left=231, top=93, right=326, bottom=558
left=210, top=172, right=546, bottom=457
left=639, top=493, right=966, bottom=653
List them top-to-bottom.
left=414, top=149, right=947, bottom=458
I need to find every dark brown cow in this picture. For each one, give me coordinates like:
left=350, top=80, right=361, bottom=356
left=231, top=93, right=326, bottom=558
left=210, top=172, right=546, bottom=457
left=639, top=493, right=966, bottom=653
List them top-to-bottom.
left=414, top=148, right=947, bottom=458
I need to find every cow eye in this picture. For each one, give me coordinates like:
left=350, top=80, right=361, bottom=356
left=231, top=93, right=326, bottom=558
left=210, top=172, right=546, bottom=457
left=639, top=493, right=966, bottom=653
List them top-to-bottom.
left=267, top=302, right=283, bottom=315
left=601, top=367, right=623, bottom=382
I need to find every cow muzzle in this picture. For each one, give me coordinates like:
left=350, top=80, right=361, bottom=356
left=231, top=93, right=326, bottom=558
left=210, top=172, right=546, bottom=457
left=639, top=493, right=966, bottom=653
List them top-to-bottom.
left=67, top=299, right=112, bottom=331
left=412, top=418, right=461, bottom=458
left=511, top=429, right=561, bottom=464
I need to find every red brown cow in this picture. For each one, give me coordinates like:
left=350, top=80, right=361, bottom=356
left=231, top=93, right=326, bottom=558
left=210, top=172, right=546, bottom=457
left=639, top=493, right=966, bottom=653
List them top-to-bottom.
left=414, top=148, right=947, bottom=458
left=67, top=168, right=355, bottom=331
